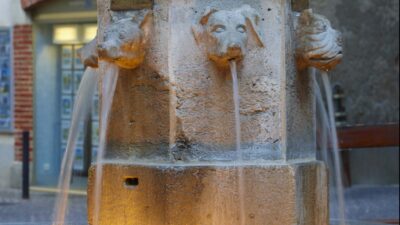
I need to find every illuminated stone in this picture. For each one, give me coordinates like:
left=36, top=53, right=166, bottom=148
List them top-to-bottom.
left=88, top=161, right=328, bottom=225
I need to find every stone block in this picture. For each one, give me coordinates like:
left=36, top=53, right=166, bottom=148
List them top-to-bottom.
left=88, top=161, right=328, bottom=225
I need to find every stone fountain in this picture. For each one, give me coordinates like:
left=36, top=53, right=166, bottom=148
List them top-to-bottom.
left=81, top=0, right=343, bottom=224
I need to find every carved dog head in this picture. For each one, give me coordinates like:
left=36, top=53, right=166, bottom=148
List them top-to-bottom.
left=192, top=5, right=265, bottom=67
left=296, top=9, right=343, bottom=71
left=97, top=10, right=152, bottom=69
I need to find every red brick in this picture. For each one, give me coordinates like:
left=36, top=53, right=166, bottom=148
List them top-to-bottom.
left=13, top=24, right=34, bottom=162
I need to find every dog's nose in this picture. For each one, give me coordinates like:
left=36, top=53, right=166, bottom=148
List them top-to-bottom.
left=224, top=42, right=243, bottom=61
left=228, top=42, right=241, bottom=50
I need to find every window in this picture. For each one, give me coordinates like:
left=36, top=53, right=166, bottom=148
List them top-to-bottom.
left=0, top=28, right=12, bottom=132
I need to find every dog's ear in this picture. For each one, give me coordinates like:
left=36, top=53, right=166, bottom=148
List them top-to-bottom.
left=239, top=5, right=265, bottom=47
left=192, top=7, right=218, bottom=44
left=200, top=7, right=218, bottom=25
left=139, top=10, right=153, bottom=45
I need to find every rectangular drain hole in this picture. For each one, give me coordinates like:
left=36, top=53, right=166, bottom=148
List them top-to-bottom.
left=124, top=177, right=139, bottom=188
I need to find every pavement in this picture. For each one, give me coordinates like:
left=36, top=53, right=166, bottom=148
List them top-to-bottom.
left=0, top=185, right=398, bottom=225
left=331, top=185, right=400, bottom=223
left=0, top=189, right=87, bottom=225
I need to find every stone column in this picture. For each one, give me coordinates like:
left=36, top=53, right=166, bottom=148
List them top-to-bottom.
left=88, top=0, right=328, bottom=224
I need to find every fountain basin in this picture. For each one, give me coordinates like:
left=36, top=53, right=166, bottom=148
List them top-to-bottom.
left=88, top=160, right=328, bottom=225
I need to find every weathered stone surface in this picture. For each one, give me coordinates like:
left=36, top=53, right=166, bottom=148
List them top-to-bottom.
left=97, top=0, right=316, bottom=162
left=170, top=0, right=285, bottom=156
left=88, top=161, right=328, bottom=225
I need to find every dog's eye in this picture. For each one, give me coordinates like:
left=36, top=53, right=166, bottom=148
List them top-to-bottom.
left=212, top=25, right=226, bottom=33
left=237, top=25, right=247, bottom=33
left=119, top=33, right=126, bottom=40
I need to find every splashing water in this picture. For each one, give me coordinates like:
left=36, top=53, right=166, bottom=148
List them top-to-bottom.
left=229, top=60, right=246, bottom=225
left=92, top=62, right=119, bottom=225
left=53, top=67, right=99, bottom=225
left=312, top=68, right=347, bottom=225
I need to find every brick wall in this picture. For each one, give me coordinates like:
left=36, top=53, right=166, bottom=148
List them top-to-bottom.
left=13, top=25, right=33, bottom=161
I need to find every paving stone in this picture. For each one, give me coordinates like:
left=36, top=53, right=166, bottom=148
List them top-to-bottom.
left=331, top=185, right=400, bottom=222
left=0, top=186, right=398, bottom=224
left=0, top=189, right=87, bottom=225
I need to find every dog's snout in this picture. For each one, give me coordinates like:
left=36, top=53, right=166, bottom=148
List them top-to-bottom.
left=221, top=42, right=243, bottom=61
left=226, top=42, right=243, bottom=57
left=228, top=42, right=242, bottom=50
left=97, top=43, right=120, bottom=60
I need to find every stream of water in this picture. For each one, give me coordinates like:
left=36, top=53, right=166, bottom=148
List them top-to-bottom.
left=229, top=60, right=246, bottom=225
left=52, top=63, right=118, bottom=225
left=92, top=63, right=119, bottom=225
left=53, top=67, right=99, bottom=225
left=312, top=68, right=347, bottom=225
left=321, top=71, right=347, bottom=225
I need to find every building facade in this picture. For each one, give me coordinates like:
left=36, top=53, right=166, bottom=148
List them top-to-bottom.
left=0, top=0, right=98, bottom=188
left=0, top=0, right=32, bottom=188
